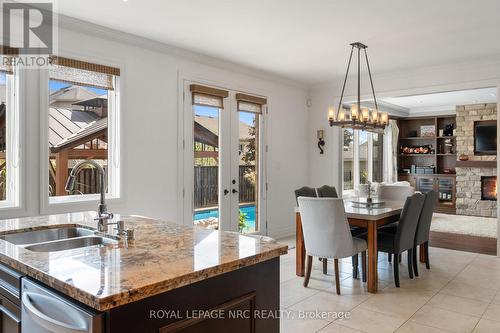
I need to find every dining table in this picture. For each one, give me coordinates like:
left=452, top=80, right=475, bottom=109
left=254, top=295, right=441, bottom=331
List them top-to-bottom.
left=294, top=198, right=427, bottom=293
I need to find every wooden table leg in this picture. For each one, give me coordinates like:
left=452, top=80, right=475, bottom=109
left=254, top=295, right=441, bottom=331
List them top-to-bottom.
left=296, top=212, right=306, bottom=277
left=367, top=222, right=378, bottom=293
left=419, top=243, right=426, bottom=263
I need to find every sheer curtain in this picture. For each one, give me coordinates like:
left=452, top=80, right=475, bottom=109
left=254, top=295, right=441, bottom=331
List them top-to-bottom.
left=383, top=119, right=399, bottom=183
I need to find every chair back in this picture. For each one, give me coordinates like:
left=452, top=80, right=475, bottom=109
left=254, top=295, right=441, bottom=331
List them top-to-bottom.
left=378, top=184, right=415, bottom=202
left=316, top=185, right=338, bottom=198
left=294, top=186, right=317, bottom=205
left=415, top=190, right=437, bottom=245
left=394, top=193, right=425, bottom=252
left=298, top=197, right=354, bottom=258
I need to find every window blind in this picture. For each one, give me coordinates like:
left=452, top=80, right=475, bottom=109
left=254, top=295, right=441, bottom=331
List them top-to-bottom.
left=0, top=46, right=19, bottom=74
left=49, top=56, right=120, bottom=90
left=190, top=84, right=228, bottom=108
left=235, top=93, right=267, bottom=114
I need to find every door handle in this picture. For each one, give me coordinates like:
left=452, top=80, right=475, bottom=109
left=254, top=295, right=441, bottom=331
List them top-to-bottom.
left=223, top=189, right=229, bottom=195
left=232, top=189, right=239, bottom=194
left=22, top=292, right=88, bottom=333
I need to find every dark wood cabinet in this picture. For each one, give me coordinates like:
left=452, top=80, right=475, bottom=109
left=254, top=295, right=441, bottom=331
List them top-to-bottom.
left=106, top=258, right=280, bottom=333
left=0, top=264, right=22, bottom=333
left=0, top=295, right=21, bottom=333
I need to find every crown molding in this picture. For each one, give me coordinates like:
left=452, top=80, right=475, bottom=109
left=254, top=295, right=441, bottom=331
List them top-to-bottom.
left=57, top=14, right=307, bottom=90
left=309, top=55, right=500, bottom=93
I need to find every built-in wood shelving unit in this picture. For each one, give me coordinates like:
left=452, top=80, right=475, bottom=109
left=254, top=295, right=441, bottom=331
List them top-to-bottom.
left=397, top=115, right=457, bottom=214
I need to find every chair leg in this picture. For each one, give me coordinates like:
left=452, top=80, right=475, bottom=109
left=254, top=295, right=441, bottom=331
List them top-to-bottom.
left=424, top=242, right=430, bottom=269
left=412, top=246, right=419, bottom=277
left=407, top=249, right=414, bottom=279
left=361, top=251, right=367, bottom=283
left=388, top=253, right=392, bottom=262
left=393, top=253, right=400, bottom=288
left=399, top=254, right=402, bottom=263
left=303, top=255, right=313, bottom=287
left=352, top=255, right=359, bottom=279
left=322, top=258, right=328, bottom=274
left=334, top=258, right=341, bottom=295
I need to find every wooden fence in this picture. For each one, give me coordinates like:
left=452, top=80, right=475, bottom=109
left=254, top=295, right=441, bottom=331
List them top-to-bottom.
left=194, top=165, right=255, bottom=209
left=49, top=167, right=106, bottom=196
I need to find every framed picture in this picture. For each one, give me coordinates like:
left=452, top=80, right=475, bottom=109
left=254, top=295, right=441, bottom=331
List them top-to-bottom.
left=420, top=125, right=435, bottom=137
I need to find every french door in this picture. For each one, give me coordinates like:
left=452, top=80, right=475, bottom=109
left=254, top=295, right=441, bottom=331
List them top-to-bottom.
left=182, top=81, right=266, bottom=234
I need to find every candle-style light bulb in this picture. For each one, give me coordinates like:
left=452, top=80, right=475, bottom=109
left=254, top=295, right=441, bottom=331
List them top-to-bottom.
left=350, top=104, right=359, bottom=120
left=328, top=106, right=334, bottom=121
left=338, top=108, right=345, bottom=121
left=361, top=108, right=369, bottom=122
left=371, top=109, right=379, bottom=124
left=381, top=112, right=389, bottom=125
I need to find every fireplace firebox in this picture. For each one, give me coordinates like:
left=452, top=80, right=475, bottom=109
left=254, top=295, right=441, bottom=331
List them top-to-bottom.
left=481, top=176, right=497, bottom=201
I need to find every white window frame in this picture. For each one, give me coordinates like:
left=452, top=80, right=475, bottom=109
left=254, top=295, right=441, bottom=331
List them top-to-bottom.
left=39, top=64, right=121, bottom=213
left=0, top=67, right=21, bottom=210
left=342, top=129, right=378, bottom=196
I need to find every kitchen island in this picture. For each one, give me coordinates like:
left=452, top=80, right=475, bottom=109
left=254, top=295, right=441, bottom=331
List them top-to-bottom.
left=0, top=212, right=287, bottom=332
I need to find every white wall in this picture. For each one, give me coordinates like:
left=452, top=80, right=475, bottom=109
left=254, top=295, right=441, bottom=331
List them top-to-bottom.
left=0, top=23, right=309, bottom=239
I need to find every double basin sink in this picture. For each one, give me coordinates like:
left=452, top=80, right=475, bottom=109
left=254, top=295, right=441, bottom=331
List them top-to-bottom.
left=0, top=226, right=118, bottom=252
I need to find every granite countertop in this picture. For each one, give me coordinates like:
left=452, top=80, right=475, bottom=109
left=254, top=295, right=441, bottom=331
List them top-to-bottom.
left=0, top=212, right=288, bottom=311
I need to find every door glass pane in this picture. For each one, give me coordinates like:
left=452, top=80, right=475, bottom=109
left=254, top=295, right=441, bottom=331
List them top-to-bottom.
left=0, top=72, right=6, bottom=201
left=193, top=105, right=220, bottom=230
left=238, top=111, right=258, bottom=233
left=343, top=128, right=354, bottom=191
left=359, top=131, right=368, bottom=184
left=372, top=133, right=383, bottom=182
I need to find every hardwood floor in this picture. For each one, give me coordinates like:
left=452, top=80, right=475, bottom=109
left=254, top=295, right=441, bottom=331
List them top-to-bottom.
left=429, top=231, right=497, bottom=256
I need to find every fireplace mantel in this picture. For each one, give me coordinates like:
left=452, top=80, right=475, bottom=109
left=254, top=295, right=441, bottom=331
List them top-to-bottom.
left=456, top=160, right=496, bottom=168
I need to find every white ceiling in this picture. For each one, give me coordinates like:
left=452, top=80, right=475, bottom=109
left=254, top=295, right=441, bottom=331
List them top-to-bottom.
left=57, top=0, right=500, bottom=84
left=376, top=87, right=497, bottom=116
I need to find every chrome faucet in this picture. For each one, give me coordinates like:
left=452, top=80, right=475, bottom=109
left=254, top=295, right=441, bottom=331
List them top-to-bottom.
left=65, top=160, right=114, bottom=232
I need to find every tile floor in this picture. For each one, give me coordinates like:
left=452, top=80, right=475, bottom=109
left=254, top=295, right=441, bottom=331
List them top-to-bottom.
left=279, top=246, right=500, bottom=333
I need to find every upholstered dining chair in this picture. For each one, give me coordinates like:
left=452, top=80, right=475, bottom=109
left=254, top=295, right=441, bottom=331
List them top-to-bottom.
left=378, top=184, right=415, bottom=202
left=315, top=185, right=364, bottom=278
left=316, top=185, right=338, bottom=198
left=294, top=186, right=317, bottom=205
left=412, top=190, right=437, bottom=276
left=368, top=193, right=425, bottom=287
left=298, top=197, right=367, bottom=295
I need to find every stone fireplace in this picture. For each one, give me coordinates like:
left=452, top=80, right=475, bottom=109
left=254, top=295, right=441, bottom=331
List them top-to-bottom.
left=455, top=103, right=497, bottom=217
left=481, top=176, right=497, bottom=201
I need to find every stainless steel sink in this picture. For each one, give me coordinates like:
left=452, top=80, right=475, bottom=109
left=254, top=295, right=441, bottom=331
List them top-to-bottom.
left=0, top=226, right=119, bottom=252
left=0, top=227, right=94, bottom=245
left=24, top=236, right=117, bottom=252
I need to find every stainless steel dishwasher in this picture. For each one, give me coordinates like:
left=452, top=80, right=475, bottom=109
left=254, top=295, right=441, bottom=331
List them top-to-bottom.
left=21, top=278, right=103, bottom=333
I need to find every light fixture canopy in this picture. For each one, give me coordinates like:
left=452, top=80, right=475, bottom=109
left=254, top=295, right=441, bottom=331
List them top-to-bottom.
left=328, top=42, right=387, bottom=133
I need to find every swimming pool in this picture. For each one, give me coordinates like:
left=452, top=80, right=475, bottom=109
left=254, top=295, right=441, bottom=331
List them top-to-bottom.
left=194, top=205, right=256, bottom=232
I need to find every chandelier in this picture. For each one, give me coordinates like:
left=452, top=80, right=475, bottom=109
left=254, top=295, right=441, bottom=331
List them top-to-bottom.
left=328, top=42, right=388, bottom=132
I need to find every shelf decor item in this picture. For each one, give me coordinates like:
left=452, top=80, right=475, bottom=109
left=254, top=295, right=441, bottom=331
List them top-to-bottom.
left=327, top=42, right=388, bottom=133
left=420, top=125, right=436, bottom=137
left=401, top=144, right=433, bottom=154
left=459, top=154, right=469, bottom=161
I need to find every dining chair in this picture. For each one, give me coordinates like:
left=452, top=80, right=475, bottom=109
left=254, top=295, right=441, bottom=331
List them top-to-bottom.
left=378, top=184, right=415, bottom=202
left=315, top=185, right=364, bottom=278
left=316, top=185, right=338, bottom=198
left=294, top=186, right=317, bottom=205
left=412, top=190, right=437, bottom=276
left=370, top=193, right=425, bottom=287
left=298, top=197, right=367, bottom=295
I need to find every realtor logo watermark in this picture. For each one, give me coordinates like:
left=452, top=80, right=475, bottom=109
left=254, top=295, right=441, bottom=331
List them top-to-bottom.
left=1, top=0, right=57, bottom=67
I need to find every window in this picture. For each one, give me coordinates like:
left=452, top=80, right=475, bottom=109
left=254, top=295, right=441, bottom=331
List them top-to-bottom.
left=0, top=52, right=20, bottom=208
left=47, top=57, right=120, bottom=202
left=342, top=129, right=383, bottom=194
